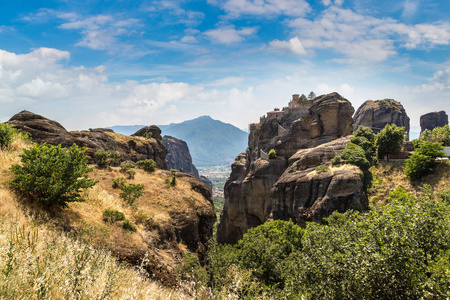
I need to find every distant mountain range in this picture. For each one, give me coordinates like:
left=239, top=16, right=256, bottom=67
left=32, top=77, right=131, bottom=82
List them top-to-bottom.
left=109, top=116, right=248, bottom=167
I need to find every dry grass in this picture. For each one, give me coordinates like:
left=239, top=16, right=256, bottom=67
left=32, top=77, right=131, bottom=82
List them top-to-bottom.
left=0, top=134, right=211, bottom=299
left=369, top=160, right=450, bottom=205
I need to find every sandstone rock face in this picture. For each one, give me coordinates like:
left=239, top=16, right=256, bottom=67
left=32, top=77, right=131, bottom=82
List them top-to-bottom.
left=217, top=93, right=362, bottom=244
left=353, top=99, right=410, bottom=134
left=8, top=110, right=167, bottom=169
left=420, top=111, right=448, bottom=133
left=162, top=135, right=200, bottom=178
left=271, top=137, right=367, bottom=227
left=200, top=175, right=213, bottom=191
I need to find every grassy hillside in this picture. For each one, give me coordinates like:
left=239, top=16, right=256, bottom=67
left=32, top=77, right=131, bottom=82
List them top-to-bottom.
left=0, top=134, right=213, bottom=299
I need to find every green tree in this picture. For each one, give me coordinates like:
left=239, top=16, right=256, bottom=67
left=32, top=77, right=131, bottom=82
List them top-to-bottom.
left=307, top=91, right=316, bottom=101
left=375, top=123, right=405, bottom=158
left=417, top=124, right=450, bottom=146
left=354, top=125, right=375, bottom=143
left=404, top=141, right=444, bottom=180
left=10, top=144, right=97, bottom=208
left=120, top=184, right=144, bottom=205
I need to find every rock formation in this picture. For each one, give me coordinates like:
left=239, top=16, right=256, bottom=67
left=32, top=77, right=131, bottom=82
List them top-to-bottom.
left=217, top=93, right=363, bottom=244
left=353, top=99, right=410, bottom=134
left=7, top=110, right=167, bottom=169
left=420, top=111, right=448, bottom=133
left=162, top=135, right=200, bottom=178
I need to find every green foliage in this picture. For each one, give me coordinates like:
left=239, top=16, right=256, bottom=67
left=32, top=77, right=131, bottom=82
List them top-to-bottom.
left=307, top=91, right=316, bottom=100
left=297, top=94, right=309, bottom=104
left=0, top=123, right=17, bottom=150
left=375, top=123, right=405, bottom=157
left=417, top=124, right=450, bottom=146
left=354, top=126, right=375, bottom=143
left=143, top=132, right=152, bottom=139
left=351, top=136, right=375, bottom=163
left=404, top=142, right=444, bottom=180
left=341, top=143, right=371, bottom=169
left=10, top=144, right=96, bottom=208
left=94, top=149, right=121, bottom=168
left=268, top=149, right=277, bottom=159
left=330, top=156, right=341, bottom=166
left=136, top=159, right=156, bottom=172
left=119, top=161, right=135, bottom=173
left=315, top=165, right=330, bottom=173
left=126, top=169, right=136, bottom=180
left=166, top=169, right=177, bottom=187
left=112, top=177, right=127, bottom=189
left=119, top=184, right=144, bottom=205
left=388, top=187, right=415, bottom=202
left=437, top=189, right=450, bottom=204
left=102, top=209, right=125, bottom=223
left=122, top=220, right=137, bottom=232
left=176, top=253, right=208, bottom=289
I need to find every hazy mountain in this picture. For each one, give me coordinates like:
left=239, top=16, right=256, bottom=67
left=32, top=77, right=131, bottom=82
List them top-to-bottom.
left=110, top=116, right=248, bottom=167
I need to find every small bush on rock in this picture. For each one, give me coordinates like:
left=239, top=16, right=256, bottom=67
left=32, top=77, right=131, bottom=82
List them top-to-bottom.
left=341, top=143, right=371, bottom=169
left=94, top=149, right=121, bottom=168
left=268, top=149, right=277, bottom=159
left=330, top=156, right=341, bottom=166
left=136, top=159, right=156, bottom=172
left=315, top=165, right=330, bottom=173
left=112, top=177, right=127, bottom=189
left=120, top=184, right=144, bottom=205
left=122, top=220, right=137, bottom=232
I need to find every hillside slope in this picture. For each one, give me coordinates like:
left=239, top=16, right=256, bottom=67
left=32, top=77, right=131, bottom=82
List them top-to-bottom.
left=0, top=134, right=215, bottom=298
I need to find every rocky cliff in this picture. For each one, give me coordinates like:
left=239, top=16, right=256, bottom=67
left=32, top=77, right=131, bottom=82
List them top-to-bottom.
left=217, top=93, right=363, bottom=244
left=353, top=99, right=410, bottom=134
left=7, top=110, right=167, bottom=169
left=420, top=111, right=448, bottom=133
left=162, top=135, right=200, bottom=178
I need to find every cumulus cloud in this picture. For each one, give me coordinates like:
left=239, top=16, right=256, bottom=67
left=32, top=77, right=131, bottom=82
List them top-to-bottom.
left=208, top=0, right=310, bottom=18
left=288, top=7, right=450, bottom=63
left=204, top=26, right=257, bottom=44
left=268, top=37, right=307, bottom=56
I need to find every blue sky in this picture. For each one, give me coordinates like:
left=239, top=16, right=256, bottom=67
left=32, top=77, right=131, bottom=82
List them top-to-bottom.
left=0, top=0, right=449, bottom=130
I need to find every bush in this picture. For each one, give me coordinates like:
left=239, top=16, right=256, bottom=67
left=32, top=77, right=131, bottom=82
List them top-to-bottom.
left=0, top=123, right=17, bottom=150
left=375, top=123, right=405, bottom=158
left=417, top=124, right=450, bottom=146
left=353, top=126, right=375, bottom=143
left=144, top=132, right=152, bottom=139
left=351, top=136, right=375, bottom=163
left=127, top=139, right=137, bottom=149
left=404, top=142, right=444, bottom=180
left=341, top=143, right=371, bottom=169
left=10, top=144, right=97, bottom=208
left=94, top=149, right=121, bottom=168
left=268, top=149, right=277, bottom=159
left=330, top=156, right=341, bottom=166
left=136, top=159, right=156, bottom=172
left=120, top=161, right=136, bottom=173
left=315, top=165, right=330, bottom=173
left=126, top=169, right=136, bottom=180
left=112, top=177, right=127, bottom=189
left=119, top=184, right=144, bottom=205
left=437, top=189, right=450, bottom=204
left=102, top=209, right=125, bottom=223
left=122, top=220, right=137, bottom=232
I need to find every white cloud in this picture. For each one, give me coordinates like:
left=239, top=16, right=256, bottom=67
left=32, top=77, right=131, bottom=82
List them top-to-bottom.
left=143, top=0, right=204, bottom=26
left=208, top=0, right=311, bottom=18
left=288, top=7, right=450, bottom=63
left=204, top=26, right=257, bottom=44
left=268, top=37, right=307, bottom=56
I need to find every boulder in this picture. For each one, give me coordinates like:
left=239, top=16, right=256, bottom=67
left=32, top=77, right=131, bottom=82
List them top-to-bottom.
left=353, top=99, right=410, bottom=134
left=7, top=110, right=167, bottom=169
left=420, top=111, right=448, bottom=133
left=162, top=135, right=200, bottom=178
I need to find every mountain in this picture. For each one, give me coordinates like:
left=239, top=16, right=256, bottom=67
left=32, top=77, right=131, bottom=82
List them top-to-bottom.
left=111, top=116, right=249, bottom=167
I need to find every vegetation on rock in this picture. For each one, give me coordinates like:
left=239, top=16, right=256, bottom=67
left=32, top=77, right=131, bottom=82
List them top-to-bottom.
left=375, top=123, right=405, bottom=158
left=10, top=144, right=97, bottom=208
left=94, top=149, right=121, bottom=169
left=268, top=149, right=277, bottom=159
left=136, top=159, right=156, bottom=172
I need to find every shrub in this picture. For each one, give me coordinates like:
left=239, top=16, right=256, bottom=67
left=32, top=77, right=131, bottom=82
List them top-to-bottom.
left=0, top=123, right=17, bottom=150
left=375, top=123, right=405, bottom=158
left=416, top=124, right=450, bottom=146
left=353, top=126, right=375, bottom=143
left=144, top=132, right=152, bottom=139
left=351, top=136, right=375, bottom=163
left=404, top=142, right=444, bottom=180
left=341, top=143, right=370, bottom=169
left=10, top=144, right=96, bottom=208
left=94, top=149, right=121, bottom=168
left=268, top=149, right=277, bottom=159
left=330, top=156, right=341, bottom=166
left=136, top=159, right=156, bottom=172
left=120, top=161, right=136, bottom=173
left=315, top=165, right=330, bottom=173
left=126, top=169, right=136, bottom=180
left=165, top=169, right=177, bottom=187
left=112, top=177, right=127, bottom=189
left=119, top=184, right=144, bottom=205
left=437, top=189, right=450, bottom=204
left=102, top=209, right=125, bottom=223
left=122, top=220, right=137, bottom=232
left=176, top=253, right=208, bottom=290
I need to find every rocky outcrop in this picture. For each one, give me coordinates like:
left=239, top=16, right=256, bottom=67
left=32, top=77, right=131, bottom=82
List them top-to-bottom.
left=218, top=93, right=362, bottom=244
left=353, top=99, right=410, bottom=134
left=7, top=110, right=167, bottom=169
left=420, top=111, right=448, bottom=133
left=162, top=135, right=200, bottom=178
left=271, top=137, right=367, bottom=227
left=200, top=175, right=213, bottom=191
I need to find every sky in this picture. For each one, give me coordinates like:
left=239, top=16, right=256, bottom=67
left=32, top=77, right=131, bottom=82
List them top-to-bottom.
left=0, top=0, right=449, bottom=131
